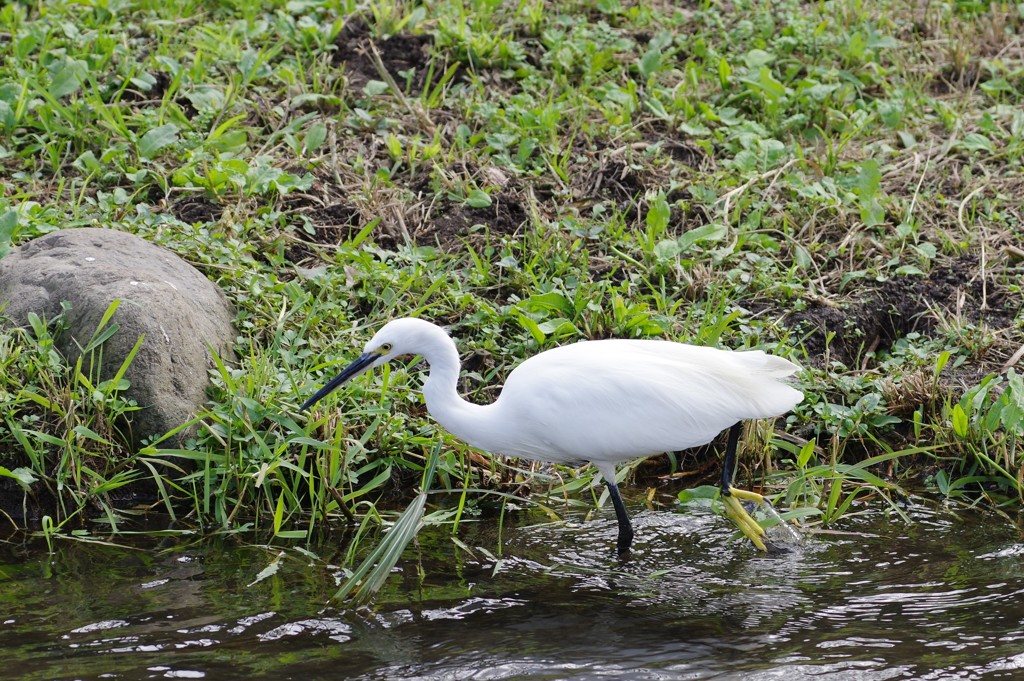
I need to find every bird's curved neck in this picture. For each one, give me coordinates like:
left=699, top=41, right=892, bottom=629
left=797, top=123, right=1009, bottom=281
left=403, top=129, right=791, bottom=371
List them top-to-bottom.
left=419, top=335, right=495, bottom=450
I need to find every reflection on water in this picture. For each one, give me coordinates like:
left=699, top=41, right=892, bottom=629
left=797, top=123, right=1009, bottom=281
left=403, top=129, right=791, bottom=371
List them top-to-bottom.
left=2, top=498, right=1023, bottom=680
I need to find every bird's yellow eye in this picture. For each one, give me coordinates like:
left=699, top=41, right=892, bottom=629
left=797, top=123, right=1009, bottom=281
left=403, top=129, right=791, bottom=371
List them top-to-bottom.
left=379, top=343, right=393, bottom=354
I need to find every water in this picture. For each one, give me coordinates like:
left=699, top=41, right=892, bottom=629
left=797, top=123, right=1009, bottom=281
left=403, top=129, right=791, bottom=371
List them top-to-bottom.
left=2, top=496, right=1023, bottom=680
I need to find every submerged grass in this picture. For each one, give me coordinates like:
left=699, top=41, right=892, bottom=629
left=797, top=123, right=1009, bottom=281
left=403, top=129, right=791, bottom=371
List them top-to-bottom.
left=1, top=0, right=1023, bottom=583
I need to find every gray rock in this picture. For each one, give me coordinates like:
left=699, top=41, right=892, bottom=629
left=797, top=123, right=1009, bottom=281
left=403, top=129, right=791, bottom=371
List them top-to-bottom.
left=0, top=227, right=236, bottom=449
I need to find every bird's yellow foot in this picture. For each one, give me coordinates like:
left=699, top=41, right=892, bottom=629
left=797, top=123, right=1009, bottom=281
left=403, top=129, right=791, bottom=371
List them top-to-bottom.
left=722, top=487, right=768, bottom=552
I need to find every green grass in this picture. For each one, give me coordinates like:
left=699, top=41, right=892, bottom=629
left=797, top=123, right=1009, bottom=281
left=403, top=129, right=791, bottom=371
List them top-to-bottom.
left=1, top=0, right=1022, bottom=560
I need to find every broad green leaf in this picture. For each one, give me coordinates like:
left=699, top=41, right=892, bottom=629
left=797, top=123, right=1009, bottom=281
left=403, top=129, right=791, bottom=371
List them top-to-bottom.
left=638, top=47, right=662, bottom=80
left=743, top=49, right=776, bottom=68
left=718, top=57, right=732, bottom=87
left=50, top=59, right=88, bottom=98
left=755, top=67, right=786, bottom=101
left=983, top=76, right=1015, bottom=94
left=801, top=82, right=839, bottom=101
left=185, top=84, right=226, bottom=111
left=0, top=100, right=13, bottom=128
left=304, top=121, right=327, bottom=155
left=138, top=123, right=180, bottom=159
left=959, top=133, right=994, bottom=153
left=855, top=159, right=881, bottom=198
left=465, top=189, right=492, bottom=208
left=645, top=194, right=670, bottom=233
left=862, top=199, right=885, bottom=227
left=0, top=209, right=17, bottom=258
left=678, top=221, right=727, bottom=251
left=654, top=239, right=680, bottom=261
left=792, top=242, right=812, bottom=268
left=526, top=291, right=574, bottom=315
left=517, top=314, right=545, bottom=345
left=537, top=318, right=577, bottom=336
left=1000, top=370, right=1024, bottom=432
left=951, top=404, right=969, bottom=439
left=73, top=424, right=113, bottom=444
left=796, top=439, right=816, bottom=468
left=0, top=466, right=37, bottom=489
left=677, top=485, right=718, bottom=503
left=273, top=492, right=285, bottom=534
left=247, top=551, right=284, bottom=587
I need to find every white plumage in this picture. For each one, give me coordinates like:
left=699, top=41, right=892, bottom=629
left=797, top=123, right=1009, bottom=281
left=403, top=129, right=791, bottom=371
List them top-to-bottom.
left=301, top=317, right=803, bottom=554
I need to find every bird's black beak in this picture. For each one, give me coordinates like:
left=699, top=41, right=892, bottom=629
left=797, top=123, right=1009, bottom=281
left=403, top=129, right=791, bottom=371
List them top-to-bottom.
left=300, top=351, right=378, bottom=412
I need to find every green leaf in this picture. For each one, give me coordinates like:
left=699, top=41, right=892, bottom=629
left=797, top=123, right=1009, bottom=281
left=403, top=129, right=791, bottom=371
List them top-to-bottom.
left=638, top=47, right=662, bottom=80
left=239, top=49, right=266, bottom=81
left=743, top=49, right=776, bottom=68
left=717, top=57, right=732, bottom=88
left=49, top=59, right=88, bottom=98
left=752, top=67, right=786, bottom=101
left=980, top=77, right=1014, bottom=95
left=364, top=80, right=390, bottom=96
left=801, top=82, right=839, bottom=101
left=184, top=84, right=226, bottom=111
left=0, top=100, right=14, bottom=129
left=304, top=121, right=328, bottom=155
left=138, top=123, right=180, bottom=159
left=959, top=133, right=994, bottom=153
left=855, top=159, right=881, bottom=198
left=855, top=160, right=885, bottom=226
left=465, top=189, right=492, bottom=208
left=645, top=193, right=670, bottom=233
left=862, top=199, right=885, bottom=226
left=0, top=209, right=17, bottom=258
left=678, top=221, right=727, bottom=251
left=653, top=239, right=680, bottom=261
left=792, top=242, right=812, bottom=268
left=912, top=242, right=937, bottom=259
left=525, top=291, right=574, bottom=316
left=517, top=314, right=545, bottom=345
left=537, top=318, right=577, bottom=336
left=1000, top=370, right=1024, bottom=432
left=951, top=404, right=969, bottom=439
left=72, top=425, right=113, bottom=445
left=796, top=439, right=816, bottom=468
left=0, top=466, right=37, bottom=489
left=677, top=484, right=718, bottom=503
left=335, top=491, right=427, bottom=605
left=273, top=492, right=285, bottom=534
left=776, top=506, right=823, bottom=522
left=275, top=530, right=308, bottom=539
left=247, top=551, right=284, bottom=587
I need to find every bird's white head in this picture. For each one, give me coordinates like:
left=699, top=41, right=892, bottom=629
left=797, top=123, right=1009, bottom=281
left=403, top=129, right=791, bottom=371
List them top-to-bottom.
left=362, top=317, right=446, bottom=364
left=300, top=318, right=449, bottom=412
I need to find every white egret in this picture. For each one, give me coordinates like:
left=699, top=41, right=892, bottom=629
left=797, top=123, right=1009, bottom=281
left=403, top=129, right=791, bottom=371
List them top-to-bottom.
left=301, top=317, right=803, bottom=554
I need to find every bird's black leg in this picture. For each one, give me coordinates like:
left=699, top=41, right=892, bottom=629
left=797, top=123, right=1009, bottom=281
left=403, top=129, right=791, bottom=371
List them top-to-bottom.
left=718, top=421, right=772, bottom=552
left=720, top=422, right=743, bottom=496
left=606, top=481, right=634, bottom=556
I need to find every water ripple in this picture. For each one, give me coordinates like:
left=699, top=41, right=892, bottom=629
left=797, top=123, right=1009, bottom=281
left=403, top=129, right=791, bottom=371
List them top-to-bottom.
left=2, top=504, right=1023, bottom=680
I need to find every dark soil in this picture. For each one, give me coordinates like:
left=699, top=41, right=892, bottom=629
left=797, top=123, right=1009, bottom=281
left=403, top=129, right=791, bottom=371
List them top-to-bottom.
left=333, top=19, right=436, bottom=94
left=417, top=190, right=528, bottom=250
left=168, top=195, right=224, bottom=224
left=786, top=254, right=1018, bottom=370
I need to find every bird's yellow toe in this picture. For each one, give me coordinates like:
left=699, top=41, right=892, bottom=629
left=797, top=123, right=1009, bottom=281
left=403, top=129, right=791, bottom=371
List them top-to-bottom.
left=722, top=488, right=768, bottom=552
